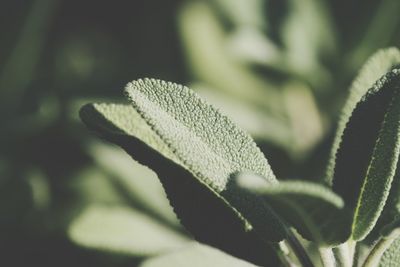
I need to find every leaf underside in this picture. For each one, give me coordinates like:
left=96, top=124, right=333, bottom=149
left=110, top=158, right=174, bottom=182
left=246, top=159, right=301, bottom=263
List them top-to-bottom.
left=80, top=78, right=286, bottom=265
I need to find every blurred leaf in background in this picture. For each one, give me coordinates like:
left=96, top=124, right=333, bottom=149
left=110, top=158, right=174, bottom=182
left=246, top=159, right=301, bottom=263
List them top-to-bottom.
left=1, top=0, right=400, bottom=266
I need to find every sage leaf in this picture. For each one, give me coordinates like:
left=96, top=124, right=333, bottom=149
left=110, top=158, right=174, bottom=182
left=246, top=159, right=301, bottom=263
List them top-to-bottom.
left=326, top=47, right=400, bottom=182
left=329, top=66, right=400, bottom=241
left=80, top=78, right=286, bottom=265
left=88, top=142, right=180, bottom=227
left=236, top=172, right=350, bottom=246
left=68, top=205, right=188, bottom=256
left=363, top=219, right=400, bottom=267
left=379, top=237, right=400, bottom=267
left=139, top=243, right=257, bottom=267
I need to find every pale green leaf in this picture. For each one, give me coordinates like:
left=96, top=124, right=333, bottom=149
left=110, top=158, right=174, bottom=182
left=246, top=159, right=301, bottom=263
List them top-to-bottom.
left=282, top=0, right=335, bottom=86
left=178, top=1, right=284, bottom=114
left=80, top=78, right=285, bottom=265
left=88, top=142, right=180, bottom=227
left=236, top=173, right=349, bottom=246
left=68, top=205, right=188, bottom=256
left=379, top=237, right=400, bottom=267
left=139, top=243, right=257, bottom=267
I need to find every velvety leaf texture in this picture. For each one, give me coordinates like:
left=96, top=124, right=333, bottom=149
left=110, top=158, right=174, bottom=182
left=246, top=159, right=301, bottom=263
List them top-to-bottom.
left=326, top=48, right=400, bottom=182
left=330, top=67, right=400, bottom=241
left=80, top=78, right=286, bottom=266
left=236, top=173, right=350, bottom=246
left=378, top=237, right=400, bottom=267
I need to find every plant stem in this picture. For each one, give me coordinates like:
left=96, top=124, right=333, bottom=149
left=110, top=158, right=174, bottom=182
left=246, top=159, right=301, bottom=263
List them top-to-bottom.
left=286, top=230, right=315, bottom=267
left=361, top=237, right=395, bottom=267
left=335, top=241, right=355, bottom=267
left=319, top=247, right=336, bottom=267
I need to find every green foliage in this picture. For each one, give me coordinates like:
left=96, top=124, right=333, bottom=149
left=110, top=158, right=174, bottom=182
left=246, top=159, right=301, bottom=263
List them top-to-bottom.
left=3, top=1, right=400, bottom=266
left=80, top=47, right=400, bottom=266
left=326, top=48, right=400, bottom=182
left=80, top=79, right=286, bottom=265
left=236, top=173, right=350, bottom=246
left=69, top=205, right=188, bottom=256
left=379, top=238, right=400, bottom=267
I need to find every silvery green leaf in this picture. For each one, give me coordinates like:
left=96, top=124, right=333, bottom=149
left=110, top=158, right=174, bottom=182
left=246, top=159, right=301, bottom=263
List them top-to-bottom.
left=79, top=78, right=286, bottom=265
left=68, top=205, right=188, bottom=256
left=379, top=237, right=400, bottom=267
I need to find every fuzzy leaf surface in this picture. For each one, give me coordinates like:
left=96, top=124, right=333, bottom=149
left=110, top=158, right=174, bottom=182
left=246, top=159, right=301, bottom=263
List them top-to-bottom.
left=327, top=47, right=400, bottom=182
left=330, top=66, right=400, bottom=241
left=80, top=78, right=285, bottom=265
left=237, top=173, right=350, bottom=245
left=379, top=237, right=400, bottom=267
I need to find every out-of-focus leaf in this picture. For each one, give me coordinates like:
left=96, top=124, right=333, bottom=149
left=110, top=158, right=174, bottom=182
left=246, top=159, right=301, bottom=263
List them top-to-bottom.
left=0, top=0, right=57, bottom=117
left=213, top=0, right=266, bottom=29
left=282, top=0, right=335, bottom=86
left=348, top=0, right=400, bottom=72
left=178, top=1, right=284, bottom=115
left=227, top=27, right=283, bottom=67
left=327, top=48, right=400, bottom=182
left=328, top=64, right=400, bottom=241
left=80, top=78, right=285, bottom=265
left=281, top=81, right=324, bottom=157
left=88, top=142, right=180, bottom=227
left=72, top=166, right=125, bottom=205
left=26, top=168, right=50, bottom=211
left=236, top=172, right=349, bottom=246
left=68, top=205, right=188, bottom=257
left=381, top=217, right=400, bottom=239
left=139, top=243, right=257, bottom=267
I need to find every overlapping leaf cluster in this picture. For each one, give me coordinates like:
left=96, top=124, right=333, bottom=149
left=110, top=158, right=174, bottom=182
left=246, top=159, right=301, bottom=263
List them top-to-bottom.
left=78, top=48, right=400, bottom=266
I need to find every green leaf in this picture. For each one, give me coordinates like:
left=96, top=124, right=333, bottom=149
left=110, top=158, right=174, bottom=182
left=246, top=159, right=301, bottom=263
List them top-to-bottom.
left=282, top=0, right=335, bottom=86
left=326, top=47, right=400, bottom=182
left=328, top=59, right=400, bottom=241
left=80, top=78, right=286, bottom=265
left=88, top=142, right=180, bottom=228
left=236, top=172, right=350, bottom=246
left=68, top=205, right=188, bottom=256
left=362, top=218, right=400, bottom=267
left=379, top=237, right=400, bottom=267
left=139, top=243, right=257, bottom=267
